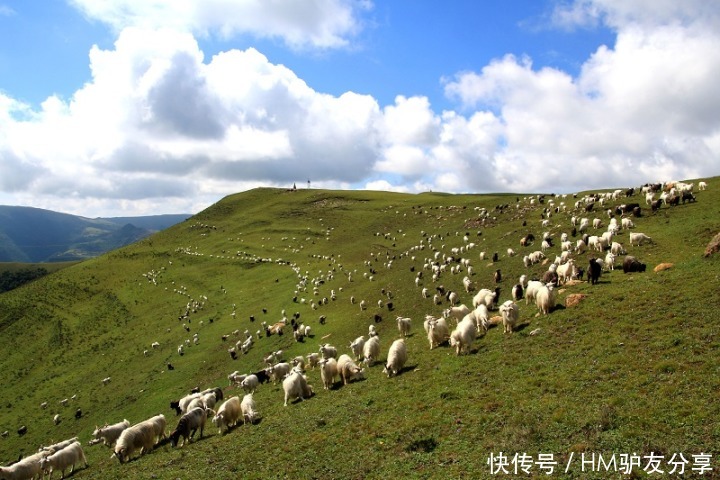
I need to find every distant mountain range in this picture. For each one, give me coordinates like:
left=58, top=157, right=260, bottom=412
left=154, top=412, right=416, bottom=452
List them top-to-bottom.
left=0, top=205, right=191, bottom=262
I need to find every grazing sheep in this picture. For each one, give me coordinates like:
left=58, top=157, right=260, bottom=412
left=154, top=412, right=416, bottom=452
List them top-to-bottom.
left=629, top=232, right=653, bottom=246
left=605, top=252, right=616, bottom=271
left=622, top=256, right=647, bottom=273
left=535, top=283, right=557, bottom=315
left=499, top=300, right=520, bottom=333
left=443, top=304, right=471, bottom=324
left=396, top=316, right=412, bottom=337
left=449, top=317, right=477, bottom=355
left=363, top=335, right=381, bottom=366
left=383, top=339, right=408, bottom=377
left=337, top=354, right=366, bottom=385
left=319, top=357, right=339, bottom=390
left=228, top=371, right=247, bottom=387
left=282, top=371, right=314, bottom=406
left=240, top=374, right=260, bottom=394
left=240, top=393, right=259, bottom=425
left=212, top=396, right=241, bottom=433
left=169, top=407, right=207, bottom=448
left=113, top=417, right=159, bottom=463
left=92, top=419, right=130, bottom=447
left=39, top=437, right=80, bottom=455
left=39, top=441, right=88, bottom=480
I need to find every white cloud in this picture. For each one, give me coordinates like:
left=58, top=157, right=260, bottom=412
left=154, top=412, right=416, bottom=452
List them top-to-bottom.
left=69, top=0, right=370, bottom=49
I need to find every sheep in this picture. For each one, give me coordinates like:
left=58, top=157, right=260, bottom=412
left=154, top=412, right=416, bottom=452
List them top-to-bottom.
left=699, top=181, right=707, bottom=190
left=621, top=217, right=635, bottom=229
left=629, top=232, right=653, bottom=246
left=610, top=241, right=625, bottom=255
left=605, top=252, right=616, bottom=271
left=623, top=256, right=647, bottom=273
left=588, top=258, right=602, bottom=285
left=556, top=259, right=576, bottom=285
left=524, top=280, right=544, bottom=305
left=535, top=283, right=557, bottom=315
left=421, top=287, right=429, bottom=298
left=472, top=288, right=498, bottom=310
left=499, top=300, right=520, bottom=333
left=443, top=304, right=470, bottom=324
left=473, top=304, right=490, bottom=333
left=396, top=316, right=412, bottom=337
left=426, top=317, right=450, bottom=349
left=449, top=317, right=477, bottom=355
left=363, top=335, right=381, bottom=366
left=349, top=336, right=366, bottom=361
left=383, top=339, right=408, bottom=377
left=319, top=343, right=338, bottom=360
left=306, top=352, right=320, bottom=370
left=337, top=354, right=366, bottom=385
left=319, top=357, right=339, bottom=390
left=268, top=362, right=292, bottom=384
left=228, top=371, right=247, bottom=387
left=283, top=371, right=314, bottom=406
left=240, top=374, right=260, bottom=393
left=101, top=377, right=111, bottom=386
left=170, top=393, right=201, bottom=416
left=240, top=393, right=259, bottom=425
left=212, top=396, right=241, bottom=433
left=169, top=407, right=208, bottom=447
left=53, top=414, right=61, bottom=425
left=113, top=418, right=158, bottom=463
left=92, top=419, right=130, bottom=447
left=39, top=437, right=80, bottom=455
left=39, top=441, right=88, bottom=480
left=0, top=455, right=46, bottom=480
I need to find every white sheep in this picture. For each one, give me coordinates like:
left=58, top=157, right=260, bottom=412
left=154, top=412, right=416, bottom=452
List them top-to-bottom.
left=698, top=181, right=707, bottom=191
left=621, top=217, right=635, bottom=229
left=630, top=232, right=653, bottom=246
left=605, top=252, right=616, bottom=271
left=556, top=259, right=576, bottom=285
left=524, top=280, right=544, bottom=306
left=535, top=283, right=557, bottom=315
left=472, top=289, right=497, bottom=310
left=499, top=300, right=520, bottom=334
left=443, top=304, right=470, bottom=324
left=473, top=304, right=489, bottom=333
left=396, top=316, right=412, bottom=337
left=426, top=317, right=449, bottom=349
left=449, top=317, right=477, bottom=355
left=363, top=335, right=381, bottom=366
left=349, top=336, right=366, bottom=361
left=383, top=339, right=408, bottom=377
left=319, top=343, right=338, bottom=360
left=306, top=352, right=320, bottom=369
left=337, top=354, right=366, bottom=385
left=319, top=357, right=339, bottom=390
left=268, top=362, right=291, bottom=384
left=228, top=371, right=247, bottom=387
left=282, top=371, right=313, bottom=406
left=237, top=374, right=258, bottom=394
left=241, top=393, right=259, bottom=425
left=212, top=396, right=241, bottom=433
left=169, top=407, right=207, bottom=447
left=92, top=419, right=130, bottom=447
left=113, top=419, right=157, bottom=463
left=40, top=441, right=88, bottom=480
left=0, top=453, right=46, bottom=480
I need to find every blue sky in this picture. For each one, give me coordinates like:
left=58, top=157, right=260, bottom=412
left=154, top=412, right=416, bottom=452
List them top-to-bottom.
left=0, top=1, right=718, bottom=216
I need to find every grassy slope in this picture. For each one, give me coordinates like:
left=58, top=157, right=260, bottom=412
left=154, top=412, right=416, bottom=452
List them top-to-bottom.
left=0, top=181, right=718, bottom=479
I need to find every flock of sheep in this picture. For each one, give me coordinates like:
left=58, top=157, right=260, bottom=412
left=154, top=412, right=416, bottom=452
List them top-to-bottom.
left=0, top=179, right=706, bottom=478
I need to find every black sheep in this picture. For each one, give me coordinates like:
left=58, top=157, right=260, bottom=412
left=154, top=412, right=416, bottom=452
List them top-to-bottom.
left=623, top=256, right=647, bottom=273
left=588, top=258, right=602, bottom=285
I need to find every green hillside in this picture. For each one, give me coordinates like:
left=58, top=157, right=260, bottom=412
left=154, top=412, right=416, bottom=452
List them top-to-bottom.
left=0, top=181, right=718, bottom=479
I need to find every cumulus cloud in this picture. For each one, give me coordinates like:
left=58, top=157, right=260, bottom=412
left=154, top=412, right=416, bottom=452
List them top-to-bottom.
left=69, top=0, right=370, bottom=49
left=444, top=0, right=720, bottom=193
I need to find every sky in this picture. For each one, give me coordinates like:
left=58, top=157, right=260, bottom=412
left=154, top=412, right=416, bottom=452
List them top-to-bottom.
left=0, top=1, right=719, bottom=217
